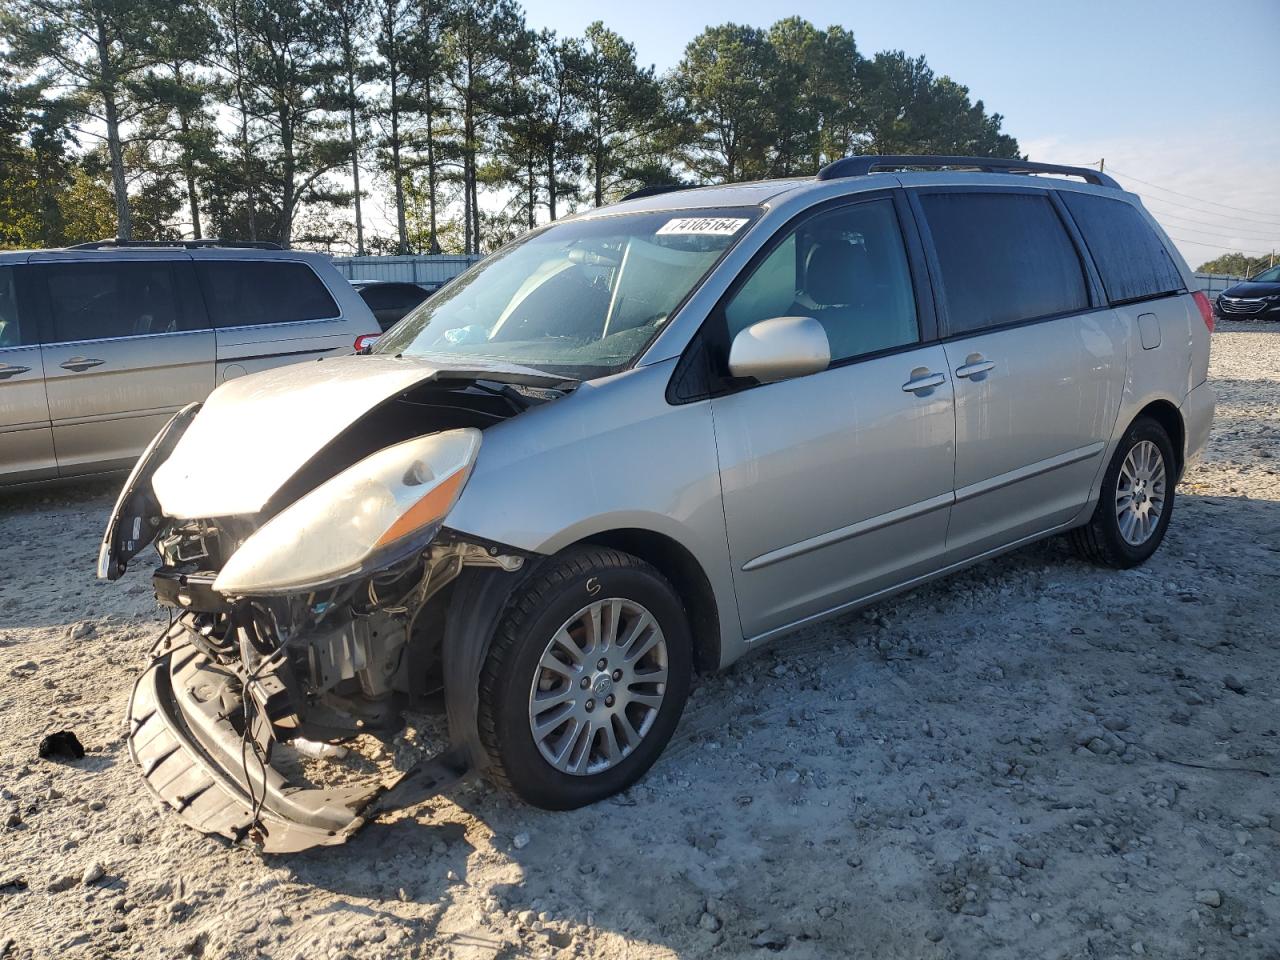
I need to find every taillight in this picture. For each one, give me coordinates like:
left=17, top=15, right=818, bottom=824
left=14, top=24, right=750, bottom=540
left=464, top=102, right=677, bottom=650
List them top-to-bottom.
left=1192, top=291, right=1214, bottom=333
left=354, top=333, right=381, bottom=353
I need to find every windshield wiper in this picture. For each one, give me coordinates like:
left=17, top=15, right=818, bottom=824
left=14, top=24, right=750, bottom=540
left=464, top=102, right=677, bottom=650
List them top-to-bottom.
left=470, top=379, right=574, bottom=412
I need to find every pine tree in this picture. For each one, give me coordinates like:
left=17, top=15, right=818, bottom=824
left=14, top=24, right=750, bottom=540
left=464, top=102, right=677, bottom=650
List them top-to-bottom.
left=3, top=0, right=170, bottom=239
left=321, top=0, right=372, bottom=254
left=441, top=0, right=525, bottom=253
left=568, top=22, right=664, bottom=206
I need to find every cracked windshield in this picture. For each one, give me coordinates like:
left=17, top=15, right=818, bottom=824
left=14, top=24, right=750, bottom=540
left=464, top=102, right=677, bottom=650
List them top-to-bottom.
left=375, top=207, right=760, bottom=378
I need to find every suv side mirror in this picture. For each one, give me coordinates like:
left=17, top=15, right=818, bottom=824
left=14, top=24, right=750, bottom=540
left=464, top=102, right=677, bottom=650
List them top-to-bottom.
left=728, top=316, right=831, bottom=384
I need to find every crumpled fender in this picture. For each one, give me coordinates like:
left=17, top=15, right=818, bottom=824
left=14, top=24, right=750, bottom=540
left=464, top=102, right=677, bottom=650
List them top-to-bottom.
left=98, top=403, right=201, bottom=581
left=440, top=561, right=543, bottom=770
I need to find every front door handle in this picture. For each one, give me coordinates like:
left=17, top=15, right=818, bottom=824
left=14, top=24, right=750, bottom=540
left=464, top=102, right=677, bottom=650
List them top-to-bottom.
left=60, top=357, right=105, bottom=372
left=955, top=359, right=996, bottom=379
left=0, top=364, right=31, bottom=380
left=901, top=371, right=946, bottom=394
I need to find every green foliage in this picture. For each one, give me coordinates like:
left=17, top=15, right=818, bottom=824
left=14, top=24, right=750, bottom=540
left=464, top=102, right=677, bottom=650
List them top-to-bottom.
left=2, top=0, right=177, bottom=238
left=1, top=6, right=1026, bottom=252
left=568, top=22, right=673, bottom=204
left=672, top=23, right=776, bottom=182
left=671, top=25, right=1018, bottom=184
left=860, top=51, right=1019, bottom=157
left=0, top=65, right=75, bottom=247
left=1195, top=252, right=1274, bottom=278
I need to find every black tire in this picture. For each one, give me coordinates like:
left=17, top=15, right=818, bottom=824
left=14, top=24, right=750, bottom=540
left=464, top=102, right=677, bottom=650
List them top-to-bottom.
left=1070, top=416, right=1177, bottom=568
left=477, top=547, right=693, bottom=810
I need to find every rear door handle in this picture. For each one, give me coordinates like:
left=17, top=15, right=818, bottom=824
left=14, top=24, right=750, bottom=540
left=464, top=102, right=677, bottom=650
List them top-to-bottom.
left=60, top=357, right=105, bottom=372
left=955, top=359, right=996, bottom=379
left=0, top=364, right=31, bottom=380
left=901, top=371, right=946, bottom=394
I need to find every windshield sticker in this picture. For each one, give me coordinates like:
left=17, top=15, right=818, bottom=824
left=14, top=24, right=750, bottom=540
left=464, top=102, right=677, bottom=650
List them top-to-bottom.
left=656, top=217, right=749, bottom=237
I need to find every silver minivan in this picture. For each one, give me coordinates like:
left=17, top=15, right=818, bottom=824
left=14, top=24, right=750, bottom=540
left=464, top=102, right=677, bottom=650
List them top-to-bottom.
left=98, top=157, right=1215, bottom=852
left=0, top=240, right=380, bottom=486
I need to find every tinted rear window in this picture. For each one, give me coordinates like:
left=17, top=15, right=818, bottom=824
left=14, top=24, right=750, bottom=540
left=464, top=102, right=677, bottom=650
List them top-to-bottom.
left=919, top=192, right=1089, bottom=334
left=1059, top=193, right=1184, bottom=304
left=37, top=261, right=192, bottom=342
left=196, top=261, right=339, bottom=328
left=359, top=284, right=428, bottom=310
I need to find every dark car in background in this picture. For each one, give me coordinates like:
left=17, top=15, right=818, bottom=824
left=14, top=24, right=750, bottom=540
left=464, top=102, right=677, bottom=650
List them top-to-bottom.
left=1215, top=264, right=1280, bottom=321
left=351, top=279, right=435, bottom=330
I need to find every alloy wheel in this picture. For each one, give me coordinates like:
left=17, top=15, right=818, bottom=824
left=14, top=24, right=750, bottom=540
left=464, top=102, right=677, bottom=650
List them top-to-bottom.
left=1115, top=439, right=1167, bottom=546
left=527, top=597, right=668, bottom=776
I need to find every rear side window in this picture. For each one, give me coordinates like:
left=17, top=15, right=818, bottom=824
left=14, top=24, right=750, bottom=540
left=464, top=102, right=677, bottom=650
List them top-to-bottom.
left=919, top=192, right=1089, bottom=334
left=1059, top=193, right=1184, bottom=304
left=37, top=261, right=190, bottom=343
left=196, top=261, right=339, bottom=328
left=0, top=266, right=23, bottom=347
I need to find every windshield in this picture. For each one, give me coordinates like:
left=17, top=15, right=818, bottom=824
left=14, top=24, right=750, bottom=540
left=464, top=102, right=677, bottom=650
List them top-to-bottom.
left=374, top=207, right=760, bottom=378
left=1249, top=265, right=1280, bottom=283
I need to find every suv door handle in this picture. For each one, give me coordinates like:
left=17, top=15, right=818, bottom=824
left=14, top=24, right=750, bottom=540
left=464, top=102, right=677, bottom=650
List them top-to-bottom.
left=60, top=357, right=105, bottom=372
left=955, top=359, right=996, bottom=379
left=0, top=363, right=31, bottom=380
left=901, top=371, right=946, bottom=394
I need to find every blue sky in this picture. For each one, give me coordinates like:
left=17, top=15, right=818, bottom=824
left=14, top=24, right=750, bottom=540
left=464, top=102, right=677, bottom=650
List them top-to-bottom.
left=520, top=0, right=1280, bottom=268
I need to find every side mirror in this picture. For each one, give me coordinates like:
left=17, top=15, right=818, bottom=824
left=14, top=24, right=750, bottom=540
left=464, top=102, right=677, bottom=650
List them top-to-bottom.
left=728, top=316, right=831, bottom=384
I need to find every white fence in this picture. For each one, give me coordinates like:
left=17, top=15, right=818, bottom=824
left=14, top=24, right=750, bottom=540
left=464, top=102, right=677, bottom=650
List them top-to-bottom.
left=330, top=254, right=482, bottom=286
left=1194, top=273, right=1247, bottom=297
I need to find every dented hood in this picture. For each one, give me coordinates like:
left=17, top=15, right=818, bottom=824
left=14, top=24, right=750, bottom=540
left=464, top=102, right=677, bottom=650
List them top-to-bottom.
left=152, top=353, right=562, bottom=519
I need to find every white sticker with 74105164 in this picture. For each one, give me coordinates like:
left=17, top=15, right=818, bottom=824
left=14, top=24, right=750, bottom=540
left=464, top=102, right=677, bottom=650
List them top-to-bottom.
left=655, top=217, right=749, bottom=237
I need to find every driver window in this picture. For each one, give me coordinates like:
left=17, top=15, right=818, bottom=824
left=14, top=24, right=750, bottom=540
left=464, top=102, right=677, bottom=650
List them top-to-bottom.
left=724, top=199, right=919, bottom=363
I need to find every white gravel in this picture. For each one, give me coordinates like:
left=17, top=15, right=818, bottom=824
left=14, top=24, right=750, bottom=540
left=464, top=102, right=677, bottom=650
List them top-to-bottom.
left=1, top=320, right=1277, bottom=959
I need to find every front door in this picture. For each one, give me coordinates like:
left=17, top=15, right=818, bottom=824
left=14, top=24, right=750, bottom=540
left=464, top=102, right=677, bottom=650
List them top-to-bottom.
left=911, top=189, right=1127, bottom=558
left=709, top=194, right=957, bottom=640
left=30, top=258, right=216, bottom=476
left=0, top=264, right=57, bottom=484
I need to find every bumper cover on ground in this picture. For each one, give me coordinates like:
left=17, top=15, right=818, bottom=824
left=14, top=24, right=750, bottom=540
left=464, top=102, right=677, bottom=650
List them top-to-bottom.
left=127, top=633, right=466, bottom=853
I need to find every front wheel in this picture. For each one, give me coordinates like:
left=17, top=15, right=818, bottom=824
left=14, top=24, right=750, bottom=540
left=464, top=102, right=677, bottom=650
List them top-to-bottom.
left=1070, top=416, right=1177, bottom=568
left=477, top=547, right=693, bottom=809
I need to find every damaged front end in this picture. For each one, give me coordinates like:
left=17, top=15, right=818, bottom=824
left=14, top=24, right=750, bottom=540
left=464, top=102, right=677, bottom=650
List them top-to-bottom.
left=101, top=357, right=565, bottom=852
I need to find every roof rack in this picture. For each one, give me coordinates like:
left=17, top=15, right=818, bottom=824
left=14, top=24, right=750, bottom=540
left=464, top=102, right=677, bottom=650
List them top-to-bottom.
left=815, top=155, right=1120, bottom=189
left=621, top=183, right=689, bottom=202
left=67, top=238, right=284, bottom=251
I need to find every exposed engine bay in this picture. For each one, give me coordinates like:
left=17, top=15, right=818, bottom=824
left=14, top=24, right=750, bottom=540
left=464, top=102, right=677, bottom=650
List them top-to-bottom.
left=102, top=357, right=570, bottom=852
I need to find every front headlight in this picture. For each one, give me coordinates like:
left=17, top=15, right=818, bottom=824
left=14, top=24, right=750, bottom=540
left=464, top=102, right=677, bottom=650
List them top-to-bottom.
left=214, top=428, right=481, bottom=595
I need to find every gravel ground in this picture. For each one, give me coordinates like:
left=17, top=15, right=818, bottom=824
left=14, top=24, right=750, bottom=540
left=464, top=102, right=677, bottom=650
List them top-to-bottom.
left=1, top=320, right=1277, bottom=960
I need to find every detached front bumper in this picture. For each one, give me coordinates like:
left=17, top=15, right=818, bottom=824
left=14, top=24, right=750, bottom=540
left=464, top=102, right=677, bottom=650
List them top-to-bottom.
left=127, top=629, right=466, bottom=854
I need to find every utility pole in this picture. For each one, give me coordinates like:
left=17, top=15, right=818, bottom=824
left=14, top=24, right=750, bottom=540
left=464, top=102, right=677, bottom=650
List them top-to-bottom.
left=1099, top=158, right=1105, bottom=173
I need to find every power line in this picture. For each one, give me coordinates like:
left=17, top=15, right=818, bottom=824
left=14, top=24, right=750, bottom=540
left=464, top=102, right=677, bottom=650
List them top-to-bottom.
left=1107, top=166, right=1280, bottom=223
left=1111, top=171, right=1280, bottom=221
left=1138, top=192, right=1280, bottom=228
left=1144, top=206, right=1280, bottom=241
left=1148, top=214, right=1279, bottom=244
left=1167, top=234, right=1274, bottom=258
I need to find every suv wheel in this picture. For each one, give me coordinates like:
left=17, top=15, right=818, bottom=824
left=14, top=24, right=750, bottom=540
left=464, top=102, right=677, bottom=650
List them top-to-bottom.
left=1070, top=416, right=1176, bottom=568
left=477, top=547, right=693, bottom=809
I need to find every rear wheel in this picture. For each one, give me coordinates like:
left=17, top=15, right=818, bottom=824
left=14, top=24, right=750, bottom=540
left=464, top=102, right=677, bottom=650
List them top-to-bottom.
left=1070, top=416, right=1176, bottom=568
left=477, top=547, right=692, bottom=809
